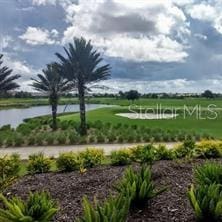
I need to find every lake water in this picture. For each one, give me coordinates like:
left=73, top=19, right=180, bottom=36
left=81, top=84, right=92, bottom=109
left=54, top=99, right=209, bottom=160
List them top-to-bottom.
left=0, top=104, right=110, bottom=128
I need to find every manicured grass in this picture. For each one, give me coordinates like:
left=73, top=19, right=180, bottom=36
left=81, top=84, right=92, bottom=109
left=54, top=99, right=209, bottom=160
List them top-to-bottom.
left=1, top=97, right=222, bottom=108
left=60, top=107, right=222, bottom=138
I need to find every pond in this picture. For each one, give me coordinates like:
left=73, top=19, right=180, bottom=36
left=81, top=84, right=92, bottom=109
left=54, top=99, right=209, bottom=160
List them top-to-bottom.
left=0, top=104, right=110, bottom=128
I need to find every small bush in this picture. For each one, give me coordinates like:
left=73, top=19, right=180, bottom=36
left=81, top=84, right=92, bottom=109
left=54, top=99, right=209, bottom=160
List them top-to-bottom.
left=174, top=139, right=196, bottom=158
left=197, top=141, right=222, bottom=158
left=130, top=144, right=156, bottom=164
left=155, top=145, right=175, bottom=160
left=80, top=148, right=104, bottom=168
left=110, top=149, right=131, bottom=166
left=27, top=152, right=52, bottom=174
left=56, top=152, right=80, bottom=172
left=0, top=154, right=21, bottom=191
left=194, top=162, right=222, bottom=186
left=114, top=165, right=166, bottom=207
left=188, top=184, right=222, bottom=222
left=0, top=191, right=58, bottom=222
left=77, top=194, right=130, bottom=222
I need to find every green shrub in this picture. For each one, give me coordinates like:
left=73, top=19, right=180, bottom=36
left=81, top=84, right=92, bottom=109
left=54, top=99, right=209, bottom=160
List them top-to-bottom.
left=68, top=131, right=80, bottom=144
left=57, top=133, right=67, bottom=144
left=96, top=134, right=105, bottom=143
left=174, top=139, right=196, bottom=158
left=195, top=140, right=222, bottom=158
left=130, top=144, right=156, bottom=164
left=155, top=145, right=175, bottom=160
left=80, top=148, right=104, bottom=168
left=110, top=149, right=132, bottom=166
left=27, top=152, right=52, bottom=174
left=56, top=152, right=80, bottom=172
left=0, top=154, right=21, bottom=191
left=194, top=162, right=222, bottom=186
left=114, top=165, right=166, bottom=207
left=188, top=184, right=222, bottom=222
left=0, top=191, right=58, bottom=222
left=77, top=194, right=130, bottom=222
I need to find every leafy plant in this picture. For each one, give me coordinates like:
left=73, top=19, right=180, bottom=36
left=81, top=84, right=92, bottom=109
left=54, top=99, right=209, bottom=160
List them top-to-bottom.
left=174, top=139, right=196, bottom=159
left=195, top=140, right=222, bottom=158
left=130, top=144, right=156, bottom=165
left=155, top=145, right=175, bottom=160
left=80, top=148, right=104, bottom=168
left=110, top=149, right=131, bottom=166
left=27, top=152, right=52, bottom=174
left=56, top=152, right=80, bottom=172
left=0, top=154, right=21, bottom=191
left=194, top=162, right=222, bottom=186
left=114, top=165, right=166, bottom=207
left=188, top=184, right=222, bottom=222
left=0, top=191, right=58, bottom=222
left=77, top=194, right=130, bottom=222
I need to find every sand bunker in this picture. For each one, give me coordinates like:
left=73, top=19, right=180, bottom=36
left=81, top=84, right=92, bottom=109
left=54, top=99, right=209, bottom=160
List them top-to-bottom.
left=115, top=113, right=178, bottom=119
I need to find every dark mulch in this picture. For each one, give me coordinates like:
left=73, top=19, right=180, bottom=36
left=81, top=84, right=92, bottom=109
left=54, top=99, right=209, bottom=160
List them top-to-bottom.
left=6, top=159, right=222, bottom=222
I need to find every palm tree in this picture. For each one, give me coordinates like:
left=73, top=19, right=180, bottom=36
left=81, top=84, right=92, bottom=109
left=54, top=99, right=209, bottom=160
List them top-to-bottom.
left=56, top=37, right=111, bottom=135
left=0, top=54, right=20, bottom=94
left=31, top=63, right=74, bottom=130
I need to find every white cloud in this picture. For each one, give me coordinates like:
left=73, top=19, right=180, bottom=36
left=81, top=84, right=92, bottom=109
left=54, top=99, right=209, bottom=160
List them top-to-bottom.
left=32, top=0, right=56, bottom=6
left=62, top=0, right=190, bottom=63
left=186, top=1, right=222, bottom=34
left=187, top=4, right=216, bottom=22
left=19, top=27, right=59, bottom=45
left=194, top=33, right=207, bottom=40
left=0, top=36, right=13, bottom=50
left=2, top=54, right=41, bottom=91
left=95, top=78, right=222, bottom=93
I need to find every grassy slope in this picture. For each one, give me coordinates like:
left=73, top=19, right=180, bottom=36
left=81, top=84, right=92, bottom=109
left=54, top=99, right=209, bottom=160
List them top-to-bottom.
left=60, top=107, right=222, bottom=138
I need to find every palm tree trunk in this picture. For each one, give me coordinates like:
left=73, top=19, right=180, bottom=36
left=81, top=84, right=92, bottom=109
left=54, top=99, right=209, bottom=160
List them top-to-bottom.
left=78, top=85, right=87, bottom=135
left=52, top=103, right=57, bottom=131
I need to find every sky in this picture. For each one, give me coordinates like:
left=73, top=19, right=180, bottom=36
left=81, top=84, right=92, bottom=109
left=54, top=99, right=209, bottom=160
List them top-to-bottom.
left=1, top=0, right=222, bottom=93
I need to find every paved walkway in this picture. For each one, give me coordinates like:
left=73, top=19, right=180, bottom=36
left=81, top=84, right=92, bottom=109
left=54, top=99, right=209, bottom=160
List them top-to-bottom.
left=0, top=142, right=179, bottom=159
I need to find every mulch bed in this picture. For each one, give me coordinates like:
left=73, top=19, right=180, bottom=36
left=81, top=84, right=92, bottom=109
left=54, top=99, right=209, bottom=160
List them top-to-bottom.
left=6, top=159, right=222, bottom=222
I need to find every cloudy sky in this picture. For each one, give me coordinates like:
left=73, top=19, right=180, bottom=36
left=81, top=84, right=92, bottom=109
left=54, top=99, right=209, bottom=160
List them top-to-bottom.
left=1, top=0, right=222, bottom=93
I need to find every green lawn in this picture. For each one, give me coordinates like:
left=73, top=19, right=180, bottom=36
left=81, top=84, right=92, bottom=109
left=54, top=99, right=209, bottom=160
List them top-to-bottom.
left=1, top=97, right=222, bottom=108
left=60, top=107, right=222, bottom=138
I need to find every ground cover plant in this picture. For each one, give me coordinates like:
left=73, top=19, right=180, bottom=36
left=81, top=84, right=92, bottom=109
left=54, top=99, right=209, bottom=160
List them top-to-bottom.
left=0, top=154, right=21, bottom=191
left=114, top=165, right=166, bottom=207
left=0, top=191, right=58, bottom=222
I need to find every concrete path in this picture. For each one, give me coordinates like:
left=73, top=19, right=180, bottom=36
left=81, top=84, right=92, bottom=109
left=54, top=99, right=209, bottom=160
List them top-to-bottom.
left=0, top=142, right=179, bottom=159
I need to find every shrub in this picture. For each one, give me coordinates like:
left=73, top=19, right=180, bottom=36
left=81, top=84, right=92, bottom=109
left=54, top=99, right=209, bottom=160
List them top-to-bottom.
left=57, top=133, right=67, bottom=145
left=96, top=134, right=105, bottom=143
left=174, top=139, right=196, bottom=158
left=195, top=140, right=222, bottom=158
left=130, top=144, right=156, bottom=165
left=155, top=145, right=175, bottom=160
left=80, top=148, right=104, bottom=168
left=110, top=149, right=131, bottom=166
left=27, top=152, right=52, bottom=174
left=56, top=152, right=80, bottom=172
left=0, top=154, right=21, bottom=191
left=194, top=162, right=222, bottom=186
left=114, top=165, right=166, bottom=207
left=188, top=184, right=222, bottom=222
left=0, top=191, right=58, bottom=222
left=77, top=194, right=130, bottom=222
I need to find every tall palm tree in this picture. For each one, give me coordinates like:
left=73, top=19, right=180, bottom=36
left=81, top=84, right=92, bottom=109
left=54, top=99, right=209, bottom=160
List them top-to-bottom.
left=56, top=37, right=111, bottom=135
left=0, top=54, right=20, bottom=94
left=31, top=63, right=74, bottom=130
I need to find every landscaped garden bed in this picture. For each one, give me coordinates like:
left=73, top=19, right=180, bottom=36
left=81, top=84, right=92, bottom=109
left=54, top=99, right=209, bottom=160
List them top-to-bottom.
left=1, top=141, right=222, bottom=221
left=5, top=159, right=219, bottom=222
